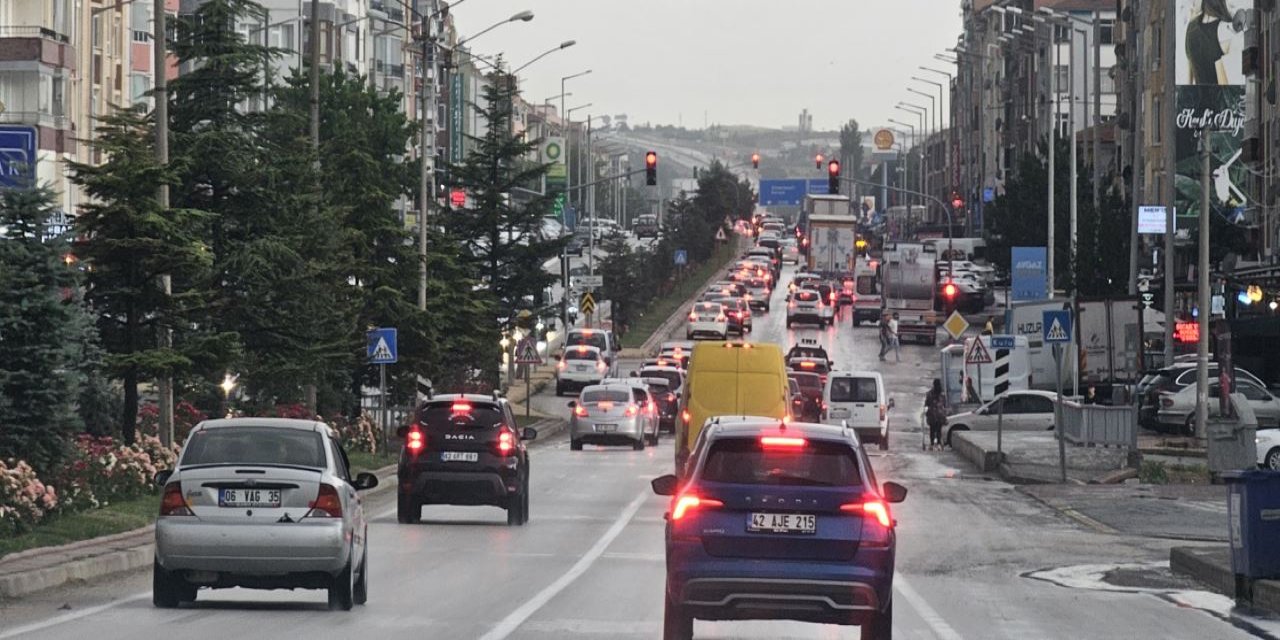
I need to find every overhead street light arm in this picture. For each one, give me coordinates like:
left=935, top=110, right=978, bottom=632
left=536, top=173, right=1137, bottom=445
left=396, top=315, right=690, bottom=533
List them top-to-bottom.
left=457, top=10, right=535, bottom=48
left=513, top=40, right=577, bottom=74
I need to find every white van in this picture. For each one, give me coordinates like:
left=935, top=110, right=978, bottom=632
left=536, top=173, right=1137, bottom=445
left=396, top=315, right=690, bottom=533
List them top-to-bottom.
left=564, top=328, right=620, bottom=375
left=822, top=371, right=893, bottom=450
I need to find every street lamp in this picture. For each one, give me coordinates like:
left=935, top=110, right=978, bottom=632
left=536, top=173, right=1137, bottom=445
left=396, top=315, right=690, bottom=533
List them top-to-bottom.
left=457, top=10, right=535, bottom=48
left=513, top=39, right=577, bottom=74
left=557, top=68, right=593, bottom=333
left=911, top=78, right=947, bottom=200
left=900, top=97, right=932, bottom=199
left=887, top=118, right=916, bottom=210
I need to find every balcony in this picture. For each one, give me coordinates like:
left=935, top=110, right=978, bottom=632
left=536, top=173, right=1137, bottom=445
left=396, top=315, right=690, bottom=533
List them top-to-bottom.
left=369, top=1, right=405, bottom=22
left=0, top=26, right=76, bottom=70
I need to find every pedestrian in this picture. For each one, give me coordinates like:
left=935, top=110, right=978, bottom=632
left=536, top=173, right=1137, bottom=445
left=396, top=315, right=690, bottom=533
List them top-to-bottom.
left=889, top=312, right=901, bottom=362
left=878, top=314, right=891, bottom=361
left=982, top=316, right=995, bottom=335
left=925, top=378, right=947, bottom=450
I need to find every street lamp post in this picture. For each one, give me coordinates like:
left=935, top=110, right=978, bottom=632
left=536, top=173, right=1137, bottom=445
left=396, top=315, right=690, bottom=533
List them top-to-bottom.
left=513, top=39, right=576, bottom=74
left=558, top=69, right=592, bottom=334
left=912, top=76, right=947, bottom=205
left=905, top=88, right=935, bottom=206
left=898, top=102, right=929, bottom=207
left=887, top=117, right=915, bottom=210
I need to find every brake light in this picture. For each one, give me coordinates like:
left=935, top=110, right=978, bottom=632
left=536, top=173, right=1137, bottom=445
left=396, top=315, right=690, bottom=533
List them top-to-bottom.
left=829, top=292, right=836, bottom=303
left=688, top=311, right=698, bottom=321
left=576, top=345, right=589, bottom=354
left=557, top=360, right=566, bottom=370
left=597, top=361, right=608, bottom=372
left=799, top=361, right=816, bottom=369
left=667, top=392, right=676, bottom=403
left=647, top=400, right=657, bottom=415
left=451, top=401, right=471, bottom=413
left=625, top=403, right=639, bottom=417
left=574, top=404, right=589, bottom=417
left=880, top=405, right=887, bottom=422
left=682, top=410, right=691, bottom=424
left=406, top=427, right=425, bottom=452
left=498, top=430, right=514, bottom=455
left=760, top=436, right=807, bottom=448
left=159, top=482, right=192, bottom=516
left=307, top=484, right=343, bottom=518
left=671, top=494, right=723, bottom=520
left=842, top=500, right=892, bottom=529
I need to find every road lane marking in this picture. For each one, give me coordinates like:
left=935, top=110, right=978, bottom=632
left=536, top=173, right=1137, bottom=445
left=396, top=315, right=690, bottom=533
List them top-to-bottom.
left=477, top=490, right=649, bottom=640
left=894, top=574, right=965, bottom=640
left=0, top=592, right=150, bottom=639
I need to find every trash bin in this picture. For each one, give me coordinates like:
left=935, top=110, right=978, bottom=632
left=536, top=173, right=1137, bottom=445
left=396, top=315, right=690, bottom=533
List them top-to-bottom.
left=1222, top=470, right=1280, bottom=579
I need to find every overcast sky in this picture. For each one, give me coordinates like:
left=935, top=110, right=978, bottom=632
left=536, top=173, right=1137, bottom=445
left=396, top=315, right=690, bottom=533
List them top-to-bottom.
left=453, top=0, right=964, bottom=131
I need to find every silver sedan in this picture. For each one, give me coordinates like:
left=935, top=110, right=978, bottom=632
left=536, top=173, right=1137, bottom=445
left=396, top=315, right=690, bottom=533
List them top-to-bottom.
left=569, top=384, right=657, bottom=451
left=153, top=418, right=379, bottom=610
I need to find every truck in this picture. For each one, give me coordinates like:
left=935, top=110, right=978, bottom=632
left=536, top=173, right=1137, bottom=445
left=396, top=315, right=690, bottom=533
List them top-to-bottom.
left=798, top=194, right=851, bottom=251
left=806, top=214, right=858, bottom=274
left=880, top=243, right=938, bottom=345
left=1004, top=297, right=1155, bottom=397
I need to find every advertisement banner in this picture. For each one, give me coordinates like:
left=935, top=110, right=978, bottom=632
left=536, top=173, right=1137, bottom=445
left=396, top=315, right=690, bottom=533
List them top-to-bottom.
left=1174, top=0, right=1249, bottom=227
left=450, top=72, right=464, bottom=163
left=543, top=137, right=566, bottom=192
left=1137, top=205, right=1171, bottom=234
left=1011, top=246, right=1048, bottom=302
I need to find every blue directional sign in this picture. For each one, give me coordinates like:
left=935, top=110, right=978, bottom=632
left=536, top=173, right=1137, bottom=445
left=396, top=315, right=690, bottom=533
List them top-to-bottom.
left=0, top=126, right=37, bottom=189
left=758, top=179, right=808, bottom=206
left=805, top=179, right=829, bottom=195
left=983, top=187, right=995, bottom=203
left=673, top=249, right=688, bottom=266
left=1041, top=311, right=1072, bottom=344
left=367, top=327, right=399, bottom=364
left=990, top=335, right=1016, bottom=350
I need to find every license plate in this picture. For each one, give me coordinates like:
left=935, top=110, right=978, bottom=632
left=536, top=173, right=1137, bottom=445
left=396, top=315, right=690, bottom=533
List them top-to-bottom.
left=698, top=316, right=717, bottom=321
left=574, top=365, right=589, bottom=372
left=829, top=408, right=850, bottom=418
left=595, top=424, right=618, bottom=433
left=441, top=451, right=479, bottom=462
left=219, top=488, right=281, bottom=508
left=748, top=512, right=816, bottom=534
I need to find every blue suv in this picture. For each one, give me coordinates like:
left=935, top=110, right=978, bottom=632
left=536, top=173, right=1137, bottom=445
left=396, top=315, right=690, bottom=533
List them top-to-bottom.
left=651, top=418, right=906, bottom=640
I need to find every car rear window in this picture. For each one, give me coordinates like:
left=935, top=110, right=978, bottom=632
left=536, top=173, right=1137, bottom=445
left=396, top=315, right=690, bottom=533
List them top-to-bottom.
left=857, top=275, right=877, bottom=295
left=794, top=291, right=819, bottom=302
left=694, top=302, right=721, bottom=314
left=568, top=332, right=608, bottom=351
left=565, top=349, right=598, bottom=361
left=642, top=369, right=682, bottom=390
left=792, top=374, right=822, bottom=392
left=829, top=377, right=879, bottom=403
left=582, top=389, right=631, bottom=403
left=418, top=402, right=506, bottom=431
left=181, top=427, right=327, bottom=468
left=701, top=437, right=861, bottom=487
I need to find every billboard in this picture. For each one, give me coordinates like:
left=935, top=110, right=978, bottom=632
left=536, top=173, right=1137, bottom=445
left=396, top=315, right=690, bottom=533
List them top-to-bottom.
left=1174, top=0, right=1249, bottom=227
left=543, top=137, right=566, bottom=192
left=1011, top=246, right=1047, bottom=301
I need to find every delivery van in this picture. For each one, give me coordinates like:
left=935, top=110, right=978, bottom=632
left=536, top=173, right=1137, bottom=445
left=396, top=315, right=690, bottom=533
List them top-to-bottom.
left=676, top=341, right=791, bottom=471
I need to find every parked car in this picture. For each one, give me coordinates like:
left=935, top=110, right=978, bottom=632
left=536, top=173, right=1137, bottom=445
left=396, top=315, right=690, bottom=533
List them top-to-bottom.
left=1140, top=364, right=1266, bottom=427
left=1157, top=379, right=1280, bottom=434
left=944, top=390, right=1060, bottom=446
left=153, top=418, right=379, bottom=609
left=1256, top=428, right=1280, bottom=469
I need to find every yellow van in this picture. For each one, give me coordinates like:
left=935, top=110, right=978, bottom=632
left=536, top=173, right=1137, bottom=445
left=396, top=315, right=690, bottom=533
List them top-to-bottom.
left=676, top=341, right=791, bottom=470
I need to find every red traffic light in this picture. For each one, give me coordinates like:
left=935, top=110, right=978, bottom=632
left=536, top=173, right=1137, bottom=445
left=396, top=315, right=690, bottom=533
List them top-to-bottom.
left=645, top=151, right=657, bottom=168
left=645, top=151, right=658, bottom=186
left=751, top=153, right=760, bottom=169
left=815, top=153, right=824, bottom=169
left=828, top=160, right=841, bottom=175
left=942, top=281, right=958, bottom=299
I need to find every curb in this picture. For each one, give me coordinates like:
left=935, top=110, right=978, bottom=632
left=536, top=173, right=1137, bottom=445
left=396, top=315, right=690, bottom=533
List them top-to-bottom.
left=0, top=463, right=402, bottom=601
left=1171, top=546, right=1238, bottom=598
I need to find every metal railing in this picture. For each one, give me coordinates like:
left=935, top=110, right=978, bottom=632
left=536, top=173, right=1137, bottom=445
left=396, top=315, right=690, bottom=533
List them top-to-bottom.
left=0, top=26, right=70, bottom=43
left=1059, top=401, right=1138, bottom=449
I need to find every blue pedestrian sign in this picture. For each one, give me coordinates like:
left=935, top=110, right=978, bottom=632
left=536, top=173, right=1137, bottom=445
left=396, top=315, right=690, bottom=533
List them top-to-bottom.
left=0, top=125, right=37, bottom=189
left=674, top=249, right=688, bottom=266
left=1042, top=311, right=1072, bottom=344
left=367, top=328, right=398, bottom=364
left=990, top=335, right=1016, bottom=349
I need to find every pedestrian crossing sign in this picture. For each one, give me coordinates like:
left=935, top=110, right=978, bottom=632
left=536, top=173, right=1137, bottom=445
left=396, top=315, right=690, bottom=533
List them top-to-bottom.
left=1042, top=310, right=1072, bottom=344
left=367, top=327, right=398, bottom=364
left=514, top=337, right=543, bottom=365
left=965, top=339, right=993, bottom=364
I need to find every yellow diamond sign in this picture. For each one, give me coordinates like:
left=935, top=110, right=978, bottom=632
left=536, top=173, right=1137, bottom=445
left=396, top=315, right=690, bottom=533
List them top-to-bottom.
left=943, top=311, right=969, bottom=340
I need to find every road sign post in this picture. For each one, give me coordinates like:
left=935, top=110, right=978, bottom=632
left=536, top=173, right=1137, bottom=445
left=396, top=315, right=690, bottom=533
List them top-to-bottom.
left=579, top=292, right=597, bottom=327
left=1042, top=310, right=1073, bottom=483
left=943, top=311, right=969, bottom=343
left=367, top=328, right=398, bottom=454
left=514, top=337, right=543, bottom=418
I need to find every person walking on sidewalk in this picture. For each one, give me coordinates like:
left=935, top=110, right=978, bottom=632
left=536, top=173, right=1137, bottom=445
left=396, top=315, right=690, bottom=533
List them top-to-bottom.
left=888, top=312, right=901, bottom=362
left=878, top=314, right=892, bottom=361
left=925, top=378, right=947, bottom=450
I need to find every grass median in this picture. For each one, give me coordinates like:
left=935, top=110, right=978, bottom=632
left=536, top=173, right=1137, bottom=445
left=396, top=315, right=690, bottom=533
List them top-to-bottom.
left=623, top=243, right=738, bottom=349
left=0, top=494, right=160, bottom=559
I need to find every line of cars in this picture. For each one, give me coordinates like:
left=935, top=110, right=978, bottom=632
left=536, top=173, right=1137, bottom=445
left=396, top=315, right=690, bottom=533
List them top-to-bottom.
left=685, top=245, right=782, bottom=341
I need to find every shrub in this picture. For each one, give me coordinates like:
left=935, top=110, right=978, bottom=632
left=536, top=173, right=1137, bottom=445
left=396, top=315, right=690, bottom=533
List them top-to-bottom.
left=137, top=401, right=208, bottom=444
left=333, top=413, right=379, bottom=454
left=0, top=459, right=58, bottom=536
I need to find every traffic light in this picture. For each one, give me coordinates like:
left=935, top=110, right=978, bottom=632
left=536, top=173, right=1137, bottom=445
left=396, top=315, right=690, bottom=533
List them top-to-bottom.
left=645, top=151, right=658, bottom=186
left=751, top=153, right=760, bottom=169
left=815, top=153, right=824, bottom=170
left=827, top=159, right=841, bottom=195
left=950, top=192, right=964, bottom=211
left=940, top=279, right=959, bottom=314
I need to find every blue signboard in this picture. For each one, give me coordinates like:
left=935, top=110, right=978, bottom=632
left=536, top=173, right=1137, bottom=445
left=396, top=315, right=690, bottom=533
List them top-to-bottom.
left=0, top=126, right=37, bottom=189
left=758, top=179, right=807, bottom=206
left=805, top=179, right=829, bottom=195
left=982, top=187, right=995, bottom=203
left=1010, top=246, right=1047, bottom=301
left=673, top=249, right=688, bottom=266
left=1042, top=310, right=1072, bottom=344
left=367, top=328, right=399, bottom=364
left=990, top=335, right=1016, bottom=349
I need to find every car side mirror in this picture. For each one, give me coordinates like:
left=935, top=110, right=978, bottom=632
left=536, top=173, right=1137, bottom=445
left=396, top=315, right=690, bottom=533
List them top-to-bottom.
left=567, top=400, right=577, bottom=408
left=396, top=425, right=410, bottom=438
left=522, top=427, right=538, bottom=441
left=154, top=469, right=173, bottom=487
left=353, top=472, right=379, bottom=491
left=651, top=474, right=679, bottom=496
left=883, top=481, right=908, bottom=504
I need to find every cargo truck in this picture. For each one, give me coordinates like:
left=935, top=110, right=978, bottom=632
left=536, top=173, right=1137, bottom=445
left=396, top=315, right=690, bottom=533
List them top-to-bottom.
left=806, top=214, right=858, bottom=274
left=880, top=243, right=938, bottom=345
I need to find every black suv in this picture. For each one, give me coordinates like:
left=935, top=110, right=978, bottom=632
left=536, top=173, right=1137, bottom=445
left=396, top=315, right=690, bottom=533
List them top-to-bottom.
left=397, top=394, right=537, bottom=526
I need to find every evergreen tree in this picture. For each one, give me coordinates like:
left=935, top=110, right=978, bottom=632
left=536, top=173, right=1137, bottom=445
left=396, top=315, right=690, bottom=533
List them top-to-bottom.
left=447, top=72, right=561, bottom=385
left=69, top=106, right=209, bottom=442
left=0, top=188, right=89, bottom=473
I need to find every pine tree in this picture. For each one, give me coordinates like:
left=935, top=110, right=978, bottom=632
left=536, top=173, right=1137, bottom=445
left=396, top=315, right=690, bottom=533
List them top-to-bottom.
left=69, top=106, right=210, bottom=443
left=0, top=188, right=89, bottom=473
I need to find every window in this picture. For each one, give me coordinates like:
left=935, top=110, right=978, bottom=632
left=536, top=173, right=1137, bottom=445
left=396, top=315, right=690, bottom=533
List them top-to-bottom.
left=92, top=14, right=102, bottom=48
left=1099, top=18, right=1115, bottom=45
left=281, top=24, right=295, bottom=52
left=1151, top=25, right=1161, bottom=70
left=1054, top=64, right=1068, bottom=93
left=130, top=74, right=149, bottom=103
left=1152, top=95, right=1162, bottom=144
left=564, top=348, right=599, bottom=361
left=829, top=377, right=879, bottom=403
left=1240, top=382, right=1272, bottom=402
left=582, top=389, right=631, bottom=404
left=1022, top=396, right=1055, bottom=414
left=417, top=403, right=505, bottom=431
left=180, top=427, right=327, bottom=468
left=701, top=438, right=862, bottom=487
left=329, top=440, right=350, bottom=481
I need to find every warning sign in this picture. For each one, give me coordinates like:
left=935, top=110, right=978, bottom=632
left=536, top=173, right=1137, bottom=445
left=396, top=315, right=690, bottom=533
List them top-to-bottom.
left=715, top=227, right=727, bottom=241
left=580, top=292, right=597, bottom=316
left=943, top=311, right=969, bottom=340
left=514, top=337, right=543, bottom=365
left=965, top=339, right=993, bottom=365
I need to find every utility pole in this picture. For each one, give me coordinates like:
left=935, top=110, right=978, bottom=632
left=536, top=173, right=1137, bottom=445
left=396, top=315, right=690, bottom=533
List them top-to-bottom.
left=154, top=0, right=173, bottom=446
left=309, top=0, right=320, bottom=156
left=419, top=1, right=437, bottom=311
left=1163, top=5, right=1176, bottom=369
left=1092, top=13, right=1102, bottom=214
left=1069, top=27, right=1078, bottom=293
left=1047, top=32, right=1057, bottom=298
left=1196, top=129, right=1211, bottom=438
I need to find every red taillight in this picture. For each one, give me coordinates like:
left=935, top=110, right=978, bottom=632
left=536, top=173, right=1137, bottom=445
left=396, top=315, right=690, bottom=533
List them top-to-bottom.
left=829, top=292, right=836, bottom=303
left=688, top=312, right=698, bottom=321
left=557, top=360, right=566, bottom=370
left=597, top=361, right=608, bottom=372
left=799, top=361, right=816, bottom=369
left=667, top=392, right=676, bottom=403
left=647, top=400, right=657, bottom=415
left=451, top=401, right=472, bottom=413
left=600, top=401, right=615, bottom=411
left=625, top=403, right=639, bottom=417
left=574, top=404, right=589, bottom=417
left=880, top=405, right=887, bottom=421
left=681, top=410, right=691, bottom=424
left=406, top=428, right=425, bottom=452
left=498, top=431, right=514, bottom=455
left=760, top=435, right=807, bottom=448
left=159, top=482, right=192, bottom=516
left=308, top=484, right=343, bottom=518
left=671, top=494, right=723, bottom=520
left=842, top=500, right=892, bottom=529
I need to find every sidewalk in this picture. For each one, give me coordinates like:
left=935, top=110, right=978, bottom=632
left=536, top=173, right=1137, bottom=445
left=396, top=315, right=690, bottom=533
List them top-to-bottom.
left=951, top=430, right=1136, bottom=484
left=1020, top=483, right=1227, bottom=542
left=1170, top=546, right=1280, bottom=614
